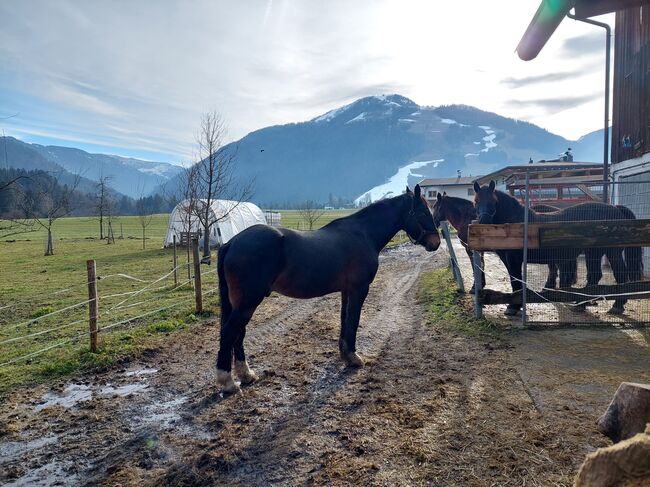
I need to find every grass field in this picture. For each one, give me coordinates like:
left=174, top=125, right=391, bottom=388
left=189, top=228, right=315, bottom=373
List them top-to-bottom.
left=0, top=209, right=362, bottom=394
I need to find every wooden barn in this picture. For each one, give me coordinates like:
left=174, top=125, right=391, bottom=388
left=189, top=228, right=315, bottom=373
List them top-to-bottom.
left=515, top=0, right=650, bottom=275
left=475, top=161, right=604, bottom=207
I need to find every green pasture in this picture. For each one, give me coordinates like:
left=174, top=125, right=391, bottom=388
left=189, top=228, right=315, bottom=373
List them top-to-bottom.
left=0, top=209, right=362, bottom=394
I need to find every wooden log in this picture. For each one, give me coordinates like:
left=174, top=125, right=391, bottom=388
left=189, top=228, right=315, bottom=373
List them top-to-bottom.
left=541, top=219, right=650, bottom=248
left=479, top=279, right=650, bottom=305
left=597, top=382, right=650, bottom=443
left=574, top=425, right=650, bottom=487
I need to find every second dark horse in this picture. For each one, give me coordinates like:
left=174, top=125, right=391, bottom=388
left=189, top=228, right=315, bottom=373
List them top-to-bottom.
left=215, top=185, right=441, bottom=393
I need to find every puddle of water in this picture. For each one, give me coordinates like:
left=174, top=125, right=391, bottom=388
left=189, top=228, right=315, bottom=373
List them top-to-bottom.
left=125, top=367, right=158, bottom=377
left=34, top=382, right=149, bottom=411
left=99, top=383, right=148, bottom=397
left=34, top=384, right=92, bottom=411
left=141, top=397, right=187, bottom=428
left=0, top=434, right=58, bottom=462
left=2, top=459, right=80, bottom=487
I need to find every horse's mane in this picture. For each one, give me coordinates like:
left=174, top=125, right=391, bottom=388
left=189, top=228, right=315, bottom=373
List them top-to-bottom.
left=324, top=193, right=409, bottom=228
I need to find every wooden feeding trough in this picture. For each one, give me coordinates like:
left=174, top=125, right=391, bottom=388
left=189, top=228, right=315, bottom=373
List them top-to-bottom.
left=467, top=219, right=650, bottom=307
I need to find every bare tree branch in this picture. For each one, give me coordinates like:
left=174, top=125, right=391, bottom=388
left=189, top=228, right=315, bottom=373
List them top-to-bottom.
left=193, top=111, right=254, bottom=261
left=297, top=201, right=325, bottom=230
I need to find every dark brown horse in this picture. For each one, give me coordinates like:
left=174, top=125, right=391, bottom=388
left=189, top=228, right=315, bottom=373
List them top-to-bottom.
left=473, top=181, right=643, bottom=316
left=215, top=185, right=440, bottom=392
left=431, top=193, right=561, bottom=291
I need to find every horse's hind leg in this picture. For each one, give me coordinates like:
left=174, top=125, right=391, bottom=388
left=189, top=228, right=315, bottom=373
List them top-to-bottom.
left=607, top=249, right=628, bottom=315
left=544, top=263, right=557, bottom=289
left=339, top=284, right=369, bottom=367
left=217, top=304, right=260, bottom=393
left=233, top=325, right=256, bottom=385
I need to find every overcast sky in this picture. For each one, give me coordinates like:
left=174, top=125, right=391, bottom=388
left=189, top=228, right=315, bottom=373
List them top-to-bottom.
left=0, top=0, right=613, bottom=163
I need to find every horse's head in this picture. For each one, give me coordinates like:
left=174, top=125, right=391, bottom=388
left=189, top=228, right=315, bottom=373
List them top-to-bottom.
left=473, top=180, right=497, bottom=224
left=404, top=184, right=440, bottom=252
left=431, top=192, right=449, bottom=226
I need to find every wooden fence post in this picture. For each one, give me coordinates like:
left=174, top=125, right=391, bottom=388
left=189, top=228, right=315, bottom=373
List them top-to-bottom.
left=440, top=221, right=464, bottom=292
left=172, top=234, right=178, bottom=287
left=192, top=237, right=203, bottom=313
left=86, top=259, right=98, bottom=352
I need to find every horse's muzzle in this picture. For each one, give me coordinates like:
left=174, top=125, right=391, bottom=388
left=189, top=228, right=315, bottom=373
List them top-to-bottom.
left=478, top=214, right=494, bottom=224
left=424, top=234, right=441, bottom=252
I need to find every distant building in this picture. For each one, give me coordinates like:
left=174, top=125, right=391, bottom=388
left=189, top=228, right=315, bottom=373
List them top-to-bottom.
left=418, top=176, right=481, bottom=205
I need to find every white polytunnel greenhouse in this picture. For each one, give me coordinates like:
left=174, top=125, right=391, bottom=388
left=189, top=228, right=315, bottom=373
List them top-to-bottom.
left=164, top=199, right=267, bottom=248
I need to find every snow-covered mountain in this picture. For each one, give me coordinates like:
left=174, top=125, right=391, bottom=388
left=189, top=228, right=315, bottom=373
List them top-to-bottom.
left=162, top=94, right=603, bottom=206
left=1, top=137, right=182, bottom=198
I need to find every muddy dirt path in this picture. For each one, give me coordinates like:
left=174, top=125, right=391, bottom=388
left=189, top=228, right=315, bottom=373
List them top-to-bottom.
left=0, top=246, right=612, bottom=486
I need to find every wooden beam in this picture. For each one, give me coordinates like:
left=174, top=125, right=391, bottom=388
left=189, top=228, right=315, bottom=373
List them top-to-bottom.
left=469, top=219, right=650, bottom=250
left=541, top=219, right=650, bottom=248
left=468, top=223, right=540, bottom=250
left=479, top=279, right=650, bottom=305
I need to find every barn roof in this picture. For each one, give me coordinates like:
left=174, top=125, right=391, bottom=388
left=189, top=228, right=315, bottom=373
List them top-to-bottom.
left=476, top=161, right=603, bottom=186
left=418, top=176, right=480, bottom=187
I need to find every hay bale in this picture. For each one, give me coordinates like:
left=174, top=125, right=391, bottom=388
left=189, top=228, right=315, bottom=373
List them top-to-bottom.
left=598, top=383, right=650, bottom=443
left=574, top=424, right=650, bottom=487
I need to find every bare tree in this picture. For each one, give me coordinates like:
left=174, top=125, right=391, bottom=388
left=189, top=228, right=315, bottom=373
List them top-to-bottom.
left=193, top=111, right=253, bottom=261
left=19, top=171, right=80, bottom=255
left=95, top=174, right=113, bottom=240
left=0, top=176, right=33, bottom=239
left=136, top=194, right=154, bottom=250
left=297, top=201, right=325, bottom=230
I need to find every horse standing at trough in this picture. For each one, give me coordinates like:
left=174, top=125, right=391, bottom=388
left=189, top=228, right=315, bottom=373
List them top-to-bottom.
left=473, top=180, right=643, bottom=316
left=215, top=185, right=440, bottom=393
left=431, top=192, right=563, bottom=292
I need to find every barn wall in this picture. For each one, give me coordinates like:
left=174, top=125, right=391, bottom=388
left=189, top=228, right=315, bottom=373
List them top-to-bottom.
left=612, top=6, right=650, bottom=164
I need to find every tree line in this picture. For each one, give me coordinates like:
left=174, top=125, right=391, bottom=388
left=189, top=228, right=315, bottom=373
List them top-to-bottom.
left=0, top=167, right=175, bottom=254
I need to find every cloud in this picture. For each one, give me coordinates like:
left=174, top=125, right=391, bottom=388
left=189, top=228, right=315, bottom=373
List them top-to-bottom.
left=561, top=31, right=605, bottom=57
left=502, top=71, right=582, bottom=88
left=505, top=93, right=601, bottom=113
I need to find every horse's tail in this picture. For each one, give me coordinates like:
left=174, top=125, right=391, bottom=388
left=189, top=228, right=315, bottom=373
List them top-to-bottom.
left=616, top=205, right=644, bottom=282
left=217, top=242, right=233, bottom=328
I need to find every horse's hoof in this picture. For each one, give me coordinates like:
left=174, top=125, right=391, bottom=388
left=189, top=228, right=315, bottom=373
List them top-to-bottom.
left=504, top=306, right=519, bottom=317
left=608, top=307, right=624, bottom=315
left=344, top=352, right=365, bottom=368
left=234, top=360, right=257, bottom=385
left=217, top=369, right=241, bottom=394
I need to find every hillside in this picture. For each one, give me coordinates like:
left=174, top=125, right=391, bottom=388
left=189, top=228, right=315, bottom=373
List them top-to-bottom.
left=161, top=95, right=603, bottom=206
left=1, top=137, right=182, bottom=198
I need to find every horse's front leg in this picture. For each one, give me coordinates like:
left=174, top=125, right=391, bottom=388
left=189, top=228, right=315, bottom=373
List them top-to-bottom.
left=505, top=253, right=523, bottom=316
left=339, top=284, right=369, bottom=367
left=217, top=305, right=258, bottom=393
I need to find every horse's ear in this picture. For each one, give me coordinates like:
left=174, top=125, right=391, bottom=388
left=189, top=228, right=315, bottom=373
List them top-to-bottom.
left=488, top=180, right=496, bottom=192
left=473, top=181, right=481, bottom=193
left=414, top=184, right=421, bottom=199
left=406, top=186, right=412, bottom=194
left=443, top=191, right=447, bottom=196
left=436, top=192, right=442, bottom=202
